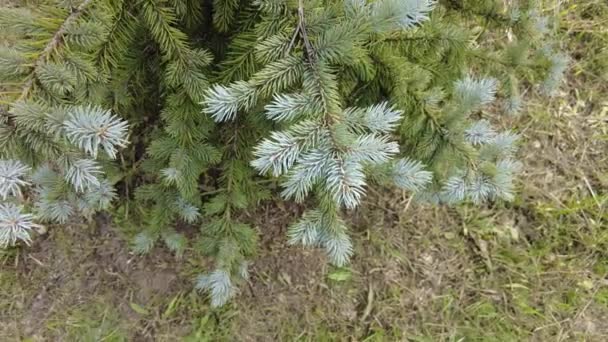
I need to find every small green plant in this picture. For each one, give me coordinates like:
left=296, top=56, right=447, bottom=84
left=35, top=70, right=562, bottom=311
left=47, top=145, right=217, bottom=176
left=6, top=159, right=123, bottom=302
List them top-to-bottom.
left=0, top=0, right=565, bottom=306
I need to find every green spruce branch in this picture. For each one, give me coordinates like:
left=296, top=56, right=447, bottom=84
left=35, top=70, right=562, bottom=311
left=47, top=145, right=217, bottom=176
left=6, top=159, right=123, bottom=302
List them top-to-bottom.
left=2, top=0, right=94, bottom=129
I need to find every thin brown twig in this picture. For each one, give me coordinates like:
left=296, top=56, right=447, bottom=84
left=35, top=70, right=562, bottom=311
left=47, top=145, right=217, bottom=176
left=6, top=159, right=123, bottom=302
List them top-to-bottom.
left=297, top=0, right=316, bottom=64
left=286, top=21, right=301, bottom=57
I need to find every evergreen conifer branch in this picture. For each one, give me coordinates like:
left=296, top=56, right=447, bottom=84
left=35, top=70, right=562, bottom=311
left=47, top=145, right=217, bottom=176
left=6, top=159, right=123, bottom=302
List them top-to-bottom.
left=1, top=0, right=565, bottom=307
left=1, top=0, right=94, bottom=129
left=18, top=0, right=94, bottom=101
left=96, top=0, right=137, bottom=71
left=139, top=0, right=189, bottom=59
left=64, top=106, right=129, bottom=159
left=0, top=159, right=30, bottom=200
left=0, top=203, right=42, bottom=248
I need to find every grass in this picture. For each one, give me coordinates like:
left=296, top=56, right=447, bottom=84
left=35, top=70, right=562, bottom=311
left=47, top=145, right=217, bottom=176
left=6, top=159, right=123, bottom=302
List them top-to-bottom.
left=1, top=0, right=607, bottom=340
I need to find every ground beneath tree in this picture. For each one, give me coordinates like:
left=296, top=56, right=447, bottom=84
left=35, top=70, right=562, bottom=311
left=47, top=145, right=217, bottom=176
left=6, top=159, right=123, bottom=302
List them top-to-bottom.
left=2, top=2, right=608, bottom=340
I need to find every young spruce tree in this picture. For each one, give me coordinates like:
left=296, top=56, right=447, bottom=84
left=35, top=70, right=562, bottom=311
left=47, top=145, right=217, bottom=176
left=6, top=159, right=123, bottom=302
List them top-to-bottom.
left=1, top=0, right=565, bottom=306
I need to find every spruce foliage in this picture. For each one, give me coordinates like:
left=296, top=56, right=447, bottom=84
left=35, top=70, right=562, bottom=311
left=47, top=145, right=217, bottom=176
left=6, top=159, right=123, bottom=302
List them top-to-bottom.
left=1, top=0, right=565, bottom=306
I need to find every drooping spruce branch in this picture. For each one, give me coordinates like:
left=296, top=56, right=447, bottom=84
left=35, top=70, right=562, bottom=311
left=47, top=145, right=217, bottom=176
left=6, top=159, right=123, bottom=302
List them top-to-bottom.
left=0, top=0, right=129, bottom=246
left=1, top=0, right=566, bottom=308
left=2, top=0, right=94, bottom=128
left=19, top=0, right=94, bottom=101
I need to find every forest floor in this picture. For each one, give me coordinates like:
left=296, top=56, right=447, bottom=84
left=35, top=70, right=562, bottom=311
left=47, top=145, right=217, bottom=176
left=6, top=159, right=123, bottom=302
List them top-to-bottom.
left=2, top=1, right=608, bottom=341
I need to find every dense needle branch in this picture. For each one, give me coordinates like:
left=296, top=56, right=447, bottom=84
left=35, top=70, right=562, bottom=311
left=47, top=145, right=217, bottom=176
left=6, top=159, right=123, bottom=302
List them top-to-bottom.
left=0, top=0, right=564, bottom=308
left=1, top=0, right=94, bottom=128
left=20, top=0, right=95, bottom=100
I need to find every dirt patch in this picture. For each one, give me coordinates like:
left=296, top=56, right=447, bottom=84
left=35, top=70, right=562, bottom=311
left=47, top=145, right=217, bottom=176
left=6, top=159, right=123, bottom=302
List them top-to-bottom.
left=230, top=197, right=483, bottom=339
left=230, top=202, right=331, bottom=340
left=0, top=216, right=189, bottom=340
left=132, top=269, right=178, bottom=303
left=573, top=304, right=608, bottom=337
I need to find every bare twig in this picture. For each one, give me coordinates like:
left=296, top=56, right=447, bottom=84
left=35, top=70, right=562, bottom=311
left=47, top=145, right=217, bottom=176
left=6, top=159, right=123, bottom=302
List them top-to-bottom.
left=286, top=0, right=316, bottom=63
left=297, top=0, right=316, bottom=64
left=286, top=21, right=301, bottom=57
left=582, top=176, right=603, bottom=211
left=360, top=282, right=374, bottom=322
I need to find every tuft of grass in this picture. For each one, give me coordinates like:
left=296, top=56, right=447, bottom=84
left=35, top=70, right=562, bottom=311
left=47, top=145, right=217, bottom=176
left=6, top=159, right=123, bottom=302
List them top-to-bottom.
left=45, top=299, right=129, bottom=342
